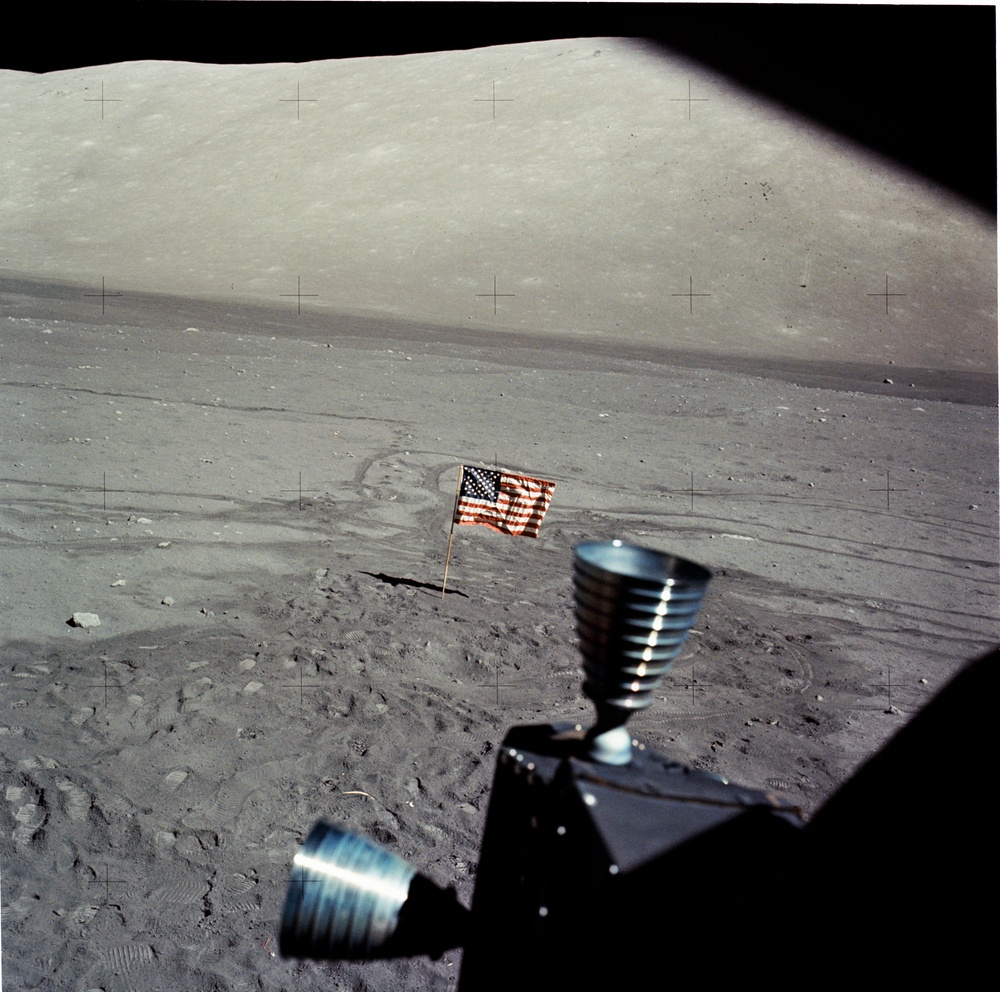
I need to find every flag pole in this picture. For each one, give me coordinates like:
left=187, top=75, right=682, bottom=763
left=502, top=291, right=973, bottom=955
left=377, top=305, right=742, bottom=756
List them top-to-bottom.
left=441, top=465, right=463, bottom=598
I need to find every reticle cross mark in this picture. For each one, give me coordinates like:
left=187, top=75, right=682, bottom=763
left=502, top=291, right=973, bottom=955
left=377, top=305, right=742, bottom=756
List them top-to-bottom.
left=670, top=80, right=709, bottom=119
left=84, top=81, right=121, bottom=120
left=475, top=81, right=513, bottom=119
left=279, top=83, right=318, bottom=120
left=476, top=275, right=515, bottom=315
left=867, top=275, right=907, bottom=315
left=280, top=276, right=319, bottom=315
left=672, top=276, right=711, bottom=313
left=84, top=277, right=123, bottom=314
left=868, top=469, right=909, bottom=510
left=663, top=471, right=720, bottom=512
left=280, top=472, right=327, bottom=511
left=78, top=659, right=129, bottom=708
left=280, top=663, right=326, bottom=708
left=469, top=664, right=528, bottom=708
left=662, top=665, right=714, bottom=707
left=285, top=862, right=328, bottom=902
left=88, top=863, right=128, bottom=905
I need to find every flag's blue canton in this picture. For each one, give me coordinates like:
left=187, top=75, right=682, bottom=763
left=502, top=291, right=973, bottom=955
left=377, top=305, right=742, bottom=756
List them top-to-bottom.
left=461, top=467, right=500, bottom=503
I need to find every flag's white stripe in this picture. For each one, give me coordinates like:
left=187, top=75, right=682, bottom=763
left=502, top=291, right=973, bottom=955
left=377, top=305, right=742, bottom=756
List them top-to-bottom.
left=454, top=502, right=551, bottom=518
left=455, top=502, right=551, bottom=520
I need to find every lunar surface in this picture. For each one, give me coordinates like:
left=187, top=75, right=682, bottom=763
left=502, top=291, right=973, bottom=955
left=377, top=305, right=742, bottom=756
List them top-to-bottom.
left=1, top=36, right=996, bottom=991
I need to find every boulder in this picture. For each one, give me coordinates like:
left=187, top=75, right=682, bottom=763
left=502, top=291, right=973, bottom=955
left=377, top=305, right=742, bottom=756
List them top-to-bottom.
left=69, top=612, right=100, bottom=628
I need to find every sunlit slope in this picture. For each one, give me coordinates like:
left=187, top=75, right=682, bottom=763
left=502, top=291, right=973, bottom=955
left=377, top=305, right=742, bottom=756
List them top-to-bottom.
left=1, top=39, right=994, bottom=369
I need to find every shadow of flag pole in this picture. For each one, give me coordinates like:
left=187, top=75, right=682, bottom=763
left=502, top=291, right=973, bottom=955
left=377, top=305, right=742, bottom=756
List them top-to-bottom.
left=441, top=465, right=464, bottom=599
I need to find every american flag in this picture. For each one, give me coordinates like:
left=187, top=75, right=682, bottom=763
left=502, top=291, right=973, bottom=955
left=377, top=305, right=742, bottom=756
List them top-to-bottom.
left=453, top=466, right=556, bottom=539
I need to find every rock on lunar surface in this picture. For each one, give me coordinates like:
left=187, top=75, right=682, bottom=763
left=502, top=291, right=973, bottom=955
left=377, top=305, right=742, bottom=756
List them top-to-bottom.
left=69, top=612, right=100, bottom=627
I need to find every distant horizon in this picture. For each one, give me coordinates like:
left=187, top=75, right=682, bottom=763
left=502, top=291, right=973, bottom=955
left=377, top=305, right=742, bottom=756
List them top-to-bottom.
left=4, top=43, right=994, bottom=381
left=3, top=272, right=995, bottom=407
